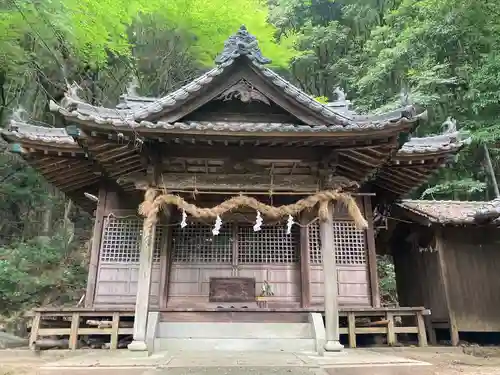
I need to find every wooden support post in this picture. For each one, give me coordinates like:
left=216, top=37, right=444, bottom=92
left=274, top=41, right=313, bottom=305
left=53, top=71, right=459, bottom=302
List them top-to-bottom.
left=85, top=187, right=107, bottom=307
left=363, top=196, right=380, bottom=308
left=320, top=201, right=343, bottom=352
left=158, top=206, right=172, bottom=309
left=128, top=210, right=158, bottom=352
left=300, top=213, right=311, bottom=308
left=436, top=230, right=460, bottom=346
left=29, top=312, right=41, bottom=350
left=69, top=312, right=80, bottom=350
left=110, top=312, right=120, bottom=349
left=347, top=312, right=356, bottom=348
left=386, top=312, right=396, bottom=346
left=416, top=312, right=428, bottom=347
left=425, top=315, right=437, bottom=346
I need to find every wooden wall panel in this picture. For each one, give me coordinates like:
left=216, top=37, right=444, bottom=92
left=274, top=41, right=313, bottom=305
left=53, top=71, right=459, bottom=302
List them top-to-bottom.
left=441, top=227, right=500, bottom=332
left=393, top=233, right=448, bottom=321
left=94, top=263, right=161, bottom=307
left=168, top=264, right=300, bottom=307
left=168, top=264, right=233, bottom=306
left=310, top=265, right=370, bottom=306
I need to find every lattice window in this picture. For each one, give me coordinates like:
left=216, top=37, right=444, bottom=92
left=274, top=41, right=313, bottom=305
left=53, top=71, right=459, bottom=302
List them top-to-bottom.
left=99, top=217, right=162, bottom=263
left=308, top=221, right=366, bottom=265
left=309, top=222, right=322, bottom=264
left=172, top=223, right=233, bottom=263
left=238, top=224, right=299, bottom=264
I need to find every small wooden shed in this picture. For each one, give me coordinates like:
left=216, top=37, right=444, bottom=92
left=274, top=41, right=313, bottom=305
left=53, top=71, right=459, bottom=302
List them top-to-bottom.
left=388, top=199, right=500, bottom=345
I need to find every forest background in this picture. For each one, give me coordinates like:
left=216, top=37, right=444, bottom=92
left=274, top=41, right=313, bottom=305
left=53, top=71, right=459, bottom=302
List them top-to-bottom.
left=0, top=0, right=499, bottom=324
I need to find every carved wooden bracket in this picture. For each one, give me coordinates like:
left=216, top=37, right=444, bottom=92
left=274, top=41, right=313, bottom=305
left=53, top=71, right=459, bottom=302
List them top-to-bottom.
left=216, top=80, right=270, bottom=105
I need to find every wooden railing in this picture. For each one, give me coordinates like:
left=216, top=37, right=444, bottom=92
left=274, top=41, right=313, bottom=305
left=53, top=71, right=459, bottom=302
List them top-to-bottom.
left=26, top=306, right=430, bottom=350
left=339, top=307, right=430, bottom=348
left=26, top=308, right=135, bottom=350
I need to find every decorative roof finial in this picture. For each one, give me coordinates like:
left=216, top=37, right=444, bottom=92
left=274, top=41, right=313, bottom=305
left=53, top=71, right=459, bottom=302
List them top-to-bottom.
left=215, top=25, right=272, bottom=66
left=126, top=76, right=140, bottom=97
left=67, top=82, right=82, bottom=101
left=334, top=87, right=346, bottom=102
left=400, top=87, right=410, bottom=106
left=11, top=106, right=27, bottom=122
left=441, top=116, right=457, bottom=134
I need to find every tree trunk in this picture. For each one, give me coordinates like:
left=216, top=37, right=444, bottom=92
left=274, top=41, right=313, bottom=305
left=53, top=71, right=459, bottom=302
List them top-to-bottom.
left=483, top=143, right=499, bottom=198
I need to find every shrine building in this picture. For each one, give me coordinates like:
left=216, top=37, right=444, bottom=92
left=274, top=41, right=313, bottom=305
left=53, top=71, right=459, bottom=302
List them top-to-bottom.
left=2, top=26, right=469, bottom=353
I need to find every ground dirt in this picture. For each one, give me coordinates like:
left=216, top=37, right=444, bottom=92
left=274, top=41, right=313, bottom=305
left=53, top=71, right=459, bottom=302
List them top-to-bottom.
left=373, top=346, right=500, bottom=375
left=2, top=347, right=500, bottom=375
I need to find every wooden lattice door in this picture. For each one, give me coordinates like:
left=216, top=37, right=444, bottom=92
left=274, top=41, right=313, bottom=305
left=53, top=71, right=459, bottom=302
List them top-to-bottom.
left=94, top=216, right=163, bottom=307
left=308, top=220, right=370, bottom=306
left=168, top=222, right=301, bottom=307
left=168, top=223, right=234, bottom=306
left=236, top=224, right=300, bottom=304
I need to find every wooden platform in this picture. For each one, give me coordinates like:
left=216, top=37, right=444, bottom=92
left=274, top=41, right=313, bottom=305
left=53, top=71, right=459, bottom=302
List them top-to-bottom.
left=27, top=306, right=430, bottom=350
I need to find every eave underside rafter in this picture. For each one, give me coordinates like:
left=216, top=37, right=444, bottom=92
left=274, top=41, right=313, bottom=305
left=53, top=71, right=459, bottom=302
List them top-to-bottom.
left=95, top=133, right=402, bottom=192
left=70, top=134, right=144, bottom=192
left=17, top=153, right=99, bottom=213
left=371, top=156, right=450, bottom=197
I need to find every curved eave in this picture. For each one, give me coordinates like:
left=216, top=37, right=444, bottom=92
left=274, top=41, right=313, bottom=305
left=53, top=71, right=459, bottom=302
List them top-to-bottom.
left=50, top=108, right=426, bottom=138
left=1, top=122, right=83, bottom=155
left=3, top=138, right=84, bottom=157
left=370, top=143, right=466, bottom=197
left=394, top=143, right=465, bottom=162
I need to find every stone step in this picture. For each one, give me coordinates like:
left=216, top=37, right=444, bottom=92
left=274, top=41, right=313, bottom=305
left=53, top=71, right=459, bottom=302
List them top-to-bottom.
left=157, top=322, right=313, bottom=339
left=154, top=337, right=316, bottom=352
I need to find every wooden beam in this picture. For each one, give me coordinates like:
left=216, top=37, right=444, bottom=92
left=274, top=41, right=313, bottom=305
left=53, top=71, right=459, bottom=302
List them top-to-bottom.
left=160, top=144, right=325, bottom=163
left=128, top=173, right=320, bottom=192
left=85, top=186, right=107, bottom=307
left=364, top=196, right=380, bottom=308
left=320, top=201, right=343, bottom=351
left=129, top=205, right=158, bottom=351
left=158, top=206, right=172, bottom=309
left=299, top=213, right=311, bottom=308
left=436, top=229, right=460, bottom=346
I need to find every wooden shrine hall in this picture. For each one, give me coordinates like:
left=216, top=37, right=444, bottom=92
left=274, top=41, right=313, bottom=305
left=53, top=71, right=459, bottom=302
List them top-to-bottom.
left=2, top=26, right=469, bottom=353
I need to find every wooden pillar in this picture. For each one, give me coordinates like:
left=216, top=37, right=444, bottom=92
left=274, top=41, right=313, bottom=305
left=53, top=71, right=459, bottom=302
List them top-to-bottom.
left=85, top=186, right=107, bottom=307
left=364, top=196, right=380, bottom=307
left=320, top=202, right=343, bottom=351
left=159, top=205, right=173, bottom=309
left=300, top=213, right=311, bottom=308
left=128, top=214, right=158, bottom=351
left=436, top=229, right=460, bottom=346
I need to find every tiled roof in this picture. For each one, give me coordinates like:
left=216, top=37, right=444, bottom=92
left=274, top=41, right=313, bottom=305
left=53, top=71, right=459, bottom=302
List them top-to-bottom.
left=49, top=26, right=425, bottom=132
left=2, top=120, right=76, bottom=145
left=1, top=121, right=465, bottom=153
left=398, top=132, right=470, bottom=155
left=398, top=199, right=500, bottom=225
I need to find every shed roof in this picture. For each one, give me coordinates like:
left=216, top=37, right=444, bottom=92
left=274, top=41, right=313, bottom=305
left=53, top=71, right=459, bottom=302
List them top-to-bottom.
left=397, top=199, right=500, bottom=225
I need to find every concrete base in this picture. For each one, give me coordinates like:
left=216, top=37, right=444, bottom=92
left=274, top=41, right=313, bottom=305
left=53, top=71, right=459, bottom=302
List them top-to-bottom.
left=308, top=313, right=326, bottom=356
left=156, top=322, right=315, bottom=352
left=155, top=338, right=315, bottom=352
left=127, top=340, right=148, bottom=352
left=324, top=340, right=344, bottom=352
left=38, top=348, right=431, bottom=374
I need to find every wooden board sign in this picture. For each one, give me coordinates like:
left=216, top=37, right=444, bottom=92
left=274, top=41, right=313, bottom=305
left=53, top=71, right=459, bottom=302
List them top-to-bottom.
left=209, top=277, right=256, bottom=303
